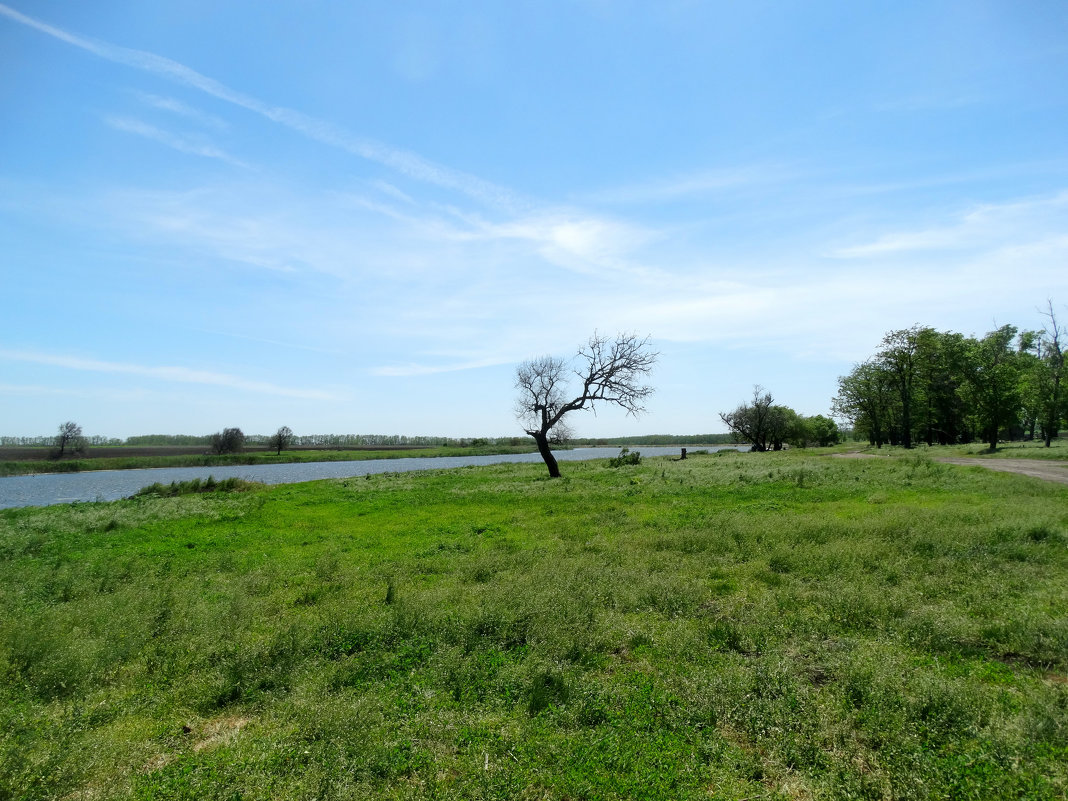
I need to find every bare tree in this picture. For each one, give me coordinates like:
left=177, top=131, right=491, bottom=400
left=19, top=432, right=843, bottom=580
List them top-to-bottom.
left=1037, top=300, right=1065, bottom=447
left=515, top=332, right=658, bottom=477
left=51, top=420, right=87, bottom=459
left=270, top=425, right=294, bottom=455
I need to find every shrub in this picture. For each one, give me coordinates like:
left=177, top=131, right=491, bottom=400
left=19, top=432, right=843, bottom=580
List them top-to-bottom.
left=608, top=447, right=642, bottom=468
left=132, top=476, right=261, bottom=497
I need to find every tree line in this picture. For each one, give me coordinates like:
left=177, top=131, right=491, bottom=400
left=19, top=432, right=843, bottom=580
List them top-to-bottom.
left=832, top=303, right=1064, bottom=449
left=719, top=388, right=841, bottom=451
left=2, top=432, right=551, bottom=449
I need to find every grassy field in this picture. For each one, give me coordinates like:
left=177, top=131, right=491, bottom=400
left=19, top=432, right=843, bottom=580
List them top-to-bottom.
left=0, top=444, right=540, bottom=477
left=0, top=449, right=1065, bottom=799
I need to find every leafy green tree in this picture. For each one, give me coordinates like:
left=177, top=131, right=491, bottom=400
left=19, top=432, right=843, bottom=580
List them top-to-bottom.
left=964, top=325, right=1021, bottom=451
left=878, top=327, right=922, bottom=448
left=913, top=328, right=971, bottom=445
left=1016, top=329, right=1045, bottom=440
left=832, top=362, right=895, bottom=447
left=720, top=386, right=776, bottom=451
left=720, top=390, right=807, bottom=451
left=767, top=405, right=800, bottom=451
left=805, top=414, right=840, bottom=447
left=269, top=425, right=294, bottom=455
left=210, top=427, right=246, bottom=454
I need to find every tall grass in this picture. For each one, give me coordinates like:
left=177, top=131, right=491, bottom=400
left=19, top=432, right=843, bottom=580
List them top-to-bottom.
left=0, top=450, right=1064, bottom=799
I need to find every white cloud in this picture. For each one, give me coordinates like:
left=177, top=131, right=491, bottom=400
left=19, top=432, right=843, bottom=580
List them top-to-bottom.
left=0, top=3, right=518, bottom=209
left=1, top=4, right=669, bottom=292
left=132, top=91, right=229, bottom=129
left=871, top=94, right=985, bottom=113
left=104, top=116, right=248, bottom=167
left=583, top=164, right=803, bottom=205
left=370, top=180, right=416, bottom=205
left=830, top=191, right=1068, bottom=258
left=437, top=208, right=662, bottom=279
left=193, top=329, right=346, bottom=356
left=0, top=349, right=337, bottom=400
left=370, top=357, right=509, bottom=377
left=0, top=383, right=153, bottom=402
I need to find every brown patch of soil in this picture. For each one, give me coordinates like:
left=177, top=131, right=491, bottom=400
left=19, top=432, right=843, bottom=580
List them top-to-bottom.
left=933, top=458, right=1068, bottom=485
left=193, top=715, right=250, bottom=752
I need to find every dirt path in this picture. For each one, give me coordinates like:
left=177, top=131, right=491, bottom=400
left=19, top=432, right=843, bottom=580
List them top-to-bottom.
left=832, top=451, right=1068, bottom=485
left=931, top=457, right=1068, bottom=485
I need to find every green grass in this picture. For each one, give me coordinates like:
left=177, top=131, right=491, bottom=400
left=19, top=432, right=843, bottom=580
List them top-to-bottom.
left=840, top=438, right=1068, bottom=461
left=0, top=444, right=540, bottom=477
left=1, top=450, right=1065, bottom=799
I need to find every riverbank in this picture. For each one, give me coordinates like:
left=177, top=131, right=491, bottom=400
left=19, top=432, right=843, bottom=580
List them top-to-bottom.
left=0, top=443, right=541, bottom=477
left=0, top=447, right=721, bottom=509
left=1, top=449, right=1064, bottom=799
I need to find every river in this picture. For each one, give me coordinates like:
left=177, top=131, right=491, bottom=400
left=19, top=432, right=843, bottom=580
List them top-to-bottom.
left=0, top=446, right=743, bottom=509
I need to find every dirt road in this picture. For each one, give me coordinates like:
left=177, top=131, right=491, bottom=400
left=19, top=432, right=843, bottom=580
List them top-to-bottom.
left=833, top=451, right=1068, bottom=485
left=931, top=457, right=1068, bottom=485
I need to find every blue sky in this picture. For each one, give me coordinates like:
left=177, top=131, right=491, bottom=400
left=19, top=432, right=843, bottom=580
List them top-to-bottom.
left=2, top=1, right=1067, bottom=440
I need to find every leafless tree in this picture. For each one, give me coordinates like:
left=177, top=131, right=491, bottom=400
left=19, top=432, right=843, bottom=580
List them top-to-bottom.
left=1037, top=300, right=1065, bottom=447
left=515, top=332, right=658, bottom=477
left=51, top=420, right=87, bottom=459
left=270, top=425, right=294, bottom=455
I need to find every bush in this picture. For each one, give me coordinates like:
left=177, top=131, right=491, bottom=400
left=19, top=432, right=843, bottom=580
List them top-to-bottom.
left=608, top=447, right=642, bottom=468
left=132, top=476, right=261, bottom=497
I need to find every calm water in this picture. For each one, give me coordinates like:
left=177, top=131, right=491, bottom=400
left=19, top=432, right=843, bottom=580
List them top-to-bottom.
left=0, top=447, right=743, bottom=509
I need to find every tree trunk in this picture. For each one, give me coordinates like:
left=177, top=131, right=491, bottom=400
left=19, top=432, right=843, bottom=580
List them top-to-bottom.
left=1045, top=375, right=1061, bottom=447
left=533, top=433, right=561, bottom=478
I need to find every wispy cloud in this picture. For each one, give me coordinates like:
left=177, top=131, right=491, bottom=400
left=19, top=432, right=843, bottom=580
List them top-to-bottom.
left=0, top=3, right=518, bottom=209
left=2, top=3, right=669, bottom=290
left=132, top=90, right=229, bottom=129
left=871, top=94, right=985, bottom=113
left=104, top=116, right=248, bottom=167
left=825, top=160, right=1068, bottom=198
left=583, top=164, right=804, bottom=205
left=370, top=180, right=417, bottom=205
left=95, top=181, right=660, bottom=288
left=829, top=191, right=1068, bottom=258
left=433, top=207, right=662, bottom=279
left=830, top=227, right=967, bottom=258
left=194, top=329, right=345, bottom=356
left=0, top=348, right=336, bottom=400
left=370, top=357, right=510, bottom=377
left=0, top=382, right=152, bottom=402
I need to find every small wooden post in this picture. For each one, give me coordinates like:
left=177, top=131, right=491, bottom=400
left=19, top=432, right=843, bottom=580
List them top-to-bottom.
left=681, top=448, right=687, bottom=460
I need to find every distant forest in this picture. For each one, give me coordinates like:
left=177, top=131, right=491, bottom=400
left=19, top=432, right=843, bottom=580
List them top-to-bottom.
left=0, top=432, right=737, bottom=448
